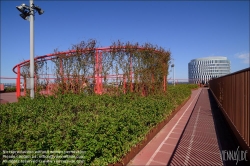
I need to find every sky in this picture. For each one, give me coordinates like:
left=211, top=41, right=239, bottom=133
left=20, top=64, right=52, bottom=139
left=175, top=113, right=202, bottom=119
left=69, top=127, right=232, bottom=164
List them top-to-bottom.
left=1, top=0, right=249, bottom=83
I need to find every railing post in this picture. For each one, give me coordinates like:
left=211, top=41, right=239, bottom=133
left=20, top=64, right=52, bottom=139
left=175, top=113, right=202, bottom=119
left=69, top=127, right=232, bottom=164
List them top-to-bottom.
left=94, top=50, right=100, bottom=94
left=99, top=52, right=103, bottom=94
left=130, top=54, right=133, bottom=92
left=60, top=58, right=63, bottom=76
left=17, top=65, right=21, bottom=98
left=34, top=74, right=36, bottom=93
left=152, top=74, right=155, bottom=93
left=123, top=75, right=126, bottom=94
left=163, top=75, right=166, bottom=92
left=23, top=77, right=26, bottom=96
left=16, top=78, right=18, bottom=98
left=46, top=82, right=48, bottom=95
left=23, top=83, right=25, bottom=96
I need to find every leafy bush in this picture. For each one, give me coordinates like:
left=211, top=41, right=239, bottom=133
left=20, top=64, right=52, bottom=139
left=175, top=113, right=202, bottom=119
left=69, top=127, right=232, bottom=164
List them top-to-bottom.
left=0, top=84, right=197, bottom=165
left=4, top=87, right=16, bottom=92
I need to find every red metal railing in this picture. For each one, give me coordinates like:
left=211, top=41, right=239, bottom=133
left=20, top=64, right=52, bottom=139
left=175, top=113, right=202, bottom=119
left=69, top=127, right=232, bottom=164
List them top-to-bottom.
left=12, top=47, right=169, bottom=97
left=12, top=47, right=203, bottom=98
left=209, top=67, right=250, bottom=156
left=0, top=84, right=4, bottom=91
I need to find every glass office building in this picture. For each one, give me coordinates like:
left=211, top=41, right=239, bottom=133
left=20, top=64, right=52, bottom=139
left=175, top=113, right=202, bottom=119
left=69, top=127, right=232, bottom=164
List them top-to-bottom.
left=188, top=56, right=230, bottom=84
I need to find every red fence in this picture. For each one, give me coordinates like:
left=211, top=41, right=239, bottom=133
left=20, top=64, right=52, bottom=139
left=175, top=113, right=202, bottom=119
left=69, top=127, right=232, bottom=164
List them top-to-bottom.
left=12, top=46, right=201, bottom=98
left=12, top=47, right=171, bottom=97
left=209, top=67, right=250, bottom=157
left=0, top=77, right=21, bottom=96
left=0, top=84, right=4, bottom=91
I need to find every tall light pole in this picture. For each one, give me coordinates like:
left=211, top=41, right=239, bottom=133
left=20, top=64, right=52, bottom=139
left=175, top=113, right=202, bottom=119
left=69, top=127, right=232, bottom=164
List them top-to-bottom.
left=16, top=0, right=44, bottom=99
left=30, top=0, right=35, bottom=99
left=171, top=59, right=175, bottom=86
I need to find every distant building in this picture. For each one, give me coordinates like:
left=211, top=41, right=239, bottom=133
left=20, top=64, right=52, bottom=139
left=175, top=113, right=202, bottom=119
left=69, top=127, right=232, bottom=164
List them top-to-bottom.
left=188, top=56, right=230, bottom=84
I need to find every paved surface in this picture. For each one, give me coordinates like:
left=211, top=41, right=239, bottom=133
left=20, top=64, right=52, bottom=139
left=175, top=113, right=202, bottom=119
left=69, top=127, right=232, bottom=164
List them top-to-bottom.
left=129, top=88, right=250, bottom=166
left=129, top=88, right=202, bottom=165
left=169, top=88, right=222, bottom=165
left=0, top=92, right=18, bottom=103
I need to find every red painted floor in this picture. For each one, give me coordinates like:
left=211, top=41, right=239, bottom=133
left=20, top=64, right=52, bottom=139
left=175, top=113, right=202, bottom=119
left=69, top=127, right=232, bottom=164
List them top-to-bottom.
left=128, top=88, right=202, bottom=165
left=169, top=88, right=222, bottom=166
left=0, top=92, right=19, bottom=103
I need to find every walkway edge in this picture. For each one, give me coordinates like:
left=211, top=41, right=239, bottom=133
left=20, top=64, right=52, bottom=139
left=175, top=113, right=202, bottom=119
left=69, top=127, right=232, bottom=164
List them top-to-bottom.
left=128, top=88, right=202, bottom=166
left=145, top=88, right=201, bottom=165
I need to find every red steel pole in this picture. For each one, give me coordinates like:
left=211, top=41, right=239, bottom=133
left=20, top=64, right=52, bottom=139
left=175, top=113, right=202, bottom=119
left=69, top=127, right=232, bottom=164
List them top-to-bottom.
left=95, top=51, right=99, bottom=94
left=99, top=52, right=103, bottom=94
left=130, top=55, right=133, bottom=92
left=60, top=58, right=63, bottom=76
left=17, top=65, right=20, bottom=98
left=47, top=74, right=49, bottom=95
left=152, top=74, right=155, bottom=93
left=123, top=75, right=126, bottom=94
left=163, top=75, right=166, bottom=92
left=16, top=78, right=18, bottom=98
left=24, top=78, right=26, bottom=96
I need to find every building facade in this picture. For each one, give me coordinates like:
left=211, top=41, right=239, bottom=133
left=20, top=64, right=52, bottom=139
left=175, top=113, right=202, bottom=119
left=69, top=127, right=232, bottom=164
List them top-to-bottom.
left=188, top=56, right=230, bottom=84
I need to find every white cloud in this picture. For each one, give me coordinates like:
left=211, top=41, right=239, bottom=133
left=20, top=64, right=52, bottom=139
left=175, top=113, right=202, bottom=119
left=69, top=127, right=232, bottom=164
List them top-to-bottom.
left=235, top=53, right=249, bottom=64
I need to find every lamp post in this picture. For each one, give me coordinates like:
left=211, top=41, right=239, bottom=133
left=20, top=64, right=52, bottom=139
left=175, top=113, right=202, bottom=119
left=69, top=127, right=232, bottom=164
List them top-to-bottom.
left=16, top=0, right=44, bottom=99
left=171, top=59, right=175, bottom=86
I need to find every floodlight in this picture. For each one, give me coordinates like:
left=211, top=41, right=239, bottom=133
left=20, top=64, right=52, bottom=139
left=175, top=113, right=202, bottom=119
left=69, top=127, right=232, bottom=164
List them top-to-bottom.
left=16, top=4, right=29, bottom=13
left=16, top=5, right=25, bottom=13
left=34, top=6, right=44, bottom=15
left=20, top=13, right=29, bottom=20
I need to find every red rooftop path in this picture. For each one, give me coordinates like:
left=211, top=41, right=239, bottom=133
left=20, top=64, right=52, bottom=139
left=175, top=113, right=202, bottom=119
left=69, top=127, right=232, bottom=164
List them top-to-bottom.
left=128, top=88, right=202, bottom=166
left=129, top=88, right=250, bottom=166
left=169, top=88, right=222, bottom=165
left=0, top=92, right=19, bottom=104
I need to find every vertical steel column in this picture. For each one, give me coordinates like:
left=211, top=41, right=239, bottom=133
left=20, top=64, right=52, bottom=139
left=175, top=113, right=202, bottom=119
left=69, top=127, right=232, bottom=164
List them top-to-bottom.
left=29, top=0, right=35, bottom=99
left=94, top=50, right=99, bottom=94
left=99, top=52, right=103, bottom=94
left=130, top=55, right=133, bottom=92
left=59, top=58, right=64, bottom=94
left=60, top=58, right=63, bottom=76
left=163, top=59, right=167, bottom=92
left=173, top=61, right=175, bottom=86
left=16, top=65, right=21, bottom=98
left=18, top=65, right=21, bottom=97
left=34, top=74, right=37, bottom=93
left=47, top=74, right=49, bottom=94
left=151, top=74, right=155, bottom=92
left=123, top=75, right=126, bottom=94
left=163, top=75, right=166, bottom=92
left=24, top=77, right=26, bottom=96
left=16, top=78, right=18, bottom=98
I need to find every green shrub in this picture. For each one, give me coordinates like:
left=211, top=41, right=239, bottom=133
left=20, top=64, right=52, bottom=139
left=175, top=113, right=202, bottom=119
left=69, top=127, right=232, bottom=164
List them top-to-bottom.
left=0, top=84, right=197, bottom=165
left=4, top=87, right=16, bottom=92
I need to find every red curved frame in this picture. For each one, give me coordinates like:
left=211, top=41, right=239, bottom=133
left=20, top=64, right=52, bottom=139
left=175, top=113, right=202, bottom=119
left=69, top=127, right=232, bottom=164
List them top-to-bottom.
left=13, top=46, right=167, bottom=97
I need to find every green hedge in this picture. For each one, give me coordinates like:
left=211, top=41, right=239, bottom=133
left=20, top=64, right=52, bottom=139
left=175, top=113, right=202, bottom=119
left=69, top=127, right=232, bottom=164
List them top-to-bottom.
left=0, top=84, right=198, bottom=165
left=3, top=87, right=16, bottom=92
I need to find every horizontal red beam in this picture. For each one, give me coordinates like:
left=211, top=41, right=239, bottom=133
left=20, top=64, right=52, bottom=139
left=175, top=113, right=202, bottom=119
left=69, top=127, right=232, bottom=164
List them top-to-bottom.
left=12, top=46, right=165, bottom=74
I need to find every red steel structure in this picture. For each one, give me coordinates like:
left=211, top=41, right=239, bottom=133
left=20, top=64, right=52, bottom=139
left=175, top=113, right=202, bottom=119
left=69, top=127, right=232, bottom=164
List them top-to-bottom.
left=12, top=47, right=170, bottom=98
left=209, top=67, right=250, bottom=159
